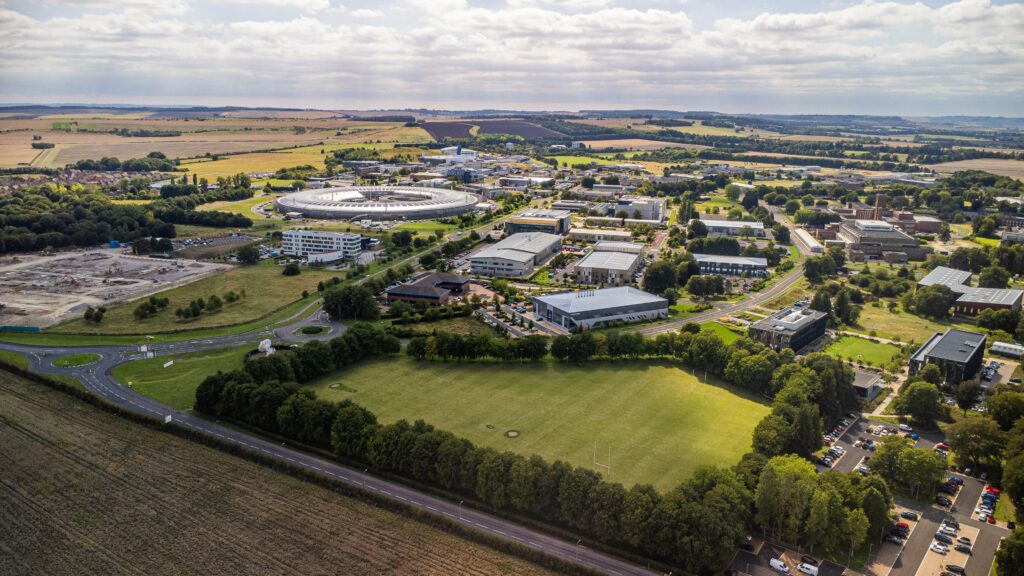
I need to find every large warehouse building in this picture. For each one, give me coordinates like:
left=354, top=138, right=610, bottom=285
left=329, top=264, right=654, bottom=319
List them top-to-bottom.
left=275, top=185, right=479, bottom=220
left=832, top=219, right=929, bottom=261
left=469, top=232, right=562, bottom=277
left=532, top=287, right=668, bottom=331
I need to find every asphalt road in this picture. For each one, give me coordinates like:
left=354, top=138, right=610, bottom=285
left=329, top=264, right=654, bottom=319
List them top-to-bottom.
left=1, top=322, right=659, bottom=576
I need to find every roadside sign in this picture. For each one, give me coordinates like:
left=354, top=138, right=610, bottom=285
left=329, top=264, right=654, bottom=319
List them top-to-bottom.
left=163, top=360, right=174, bottom=368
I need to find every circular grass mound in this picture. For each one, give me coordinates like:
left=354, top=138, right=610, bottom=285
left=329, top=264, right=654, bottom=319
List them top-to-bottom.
left=299, top=325, right=327, bottom=335
left=53, top=353, right=101, bottom=368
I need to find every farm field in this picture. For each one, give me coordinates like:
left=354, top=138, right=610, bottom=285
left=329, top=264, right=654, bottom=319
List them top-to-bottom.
left=577, top=138, right=708, bottom=151
left=544, top=155, right=618, bottom=168
left=926, top=158, right=1024, bottom=181
left=53, top=260, right=336, bottom=334
left=825, top=336, right=901, bottom=367
left=113, top=345, right=252, bottom=409
left=311, top=357, right=770, bottom=490
left=0, top=371, right=556, bottom=576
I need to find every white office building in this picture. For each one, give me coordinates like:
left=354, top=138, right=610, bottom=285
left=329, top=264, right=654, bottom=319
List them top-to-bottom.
left=282, top=229, right=361, bottom=260
left=575, top=251, right=642, bottom=286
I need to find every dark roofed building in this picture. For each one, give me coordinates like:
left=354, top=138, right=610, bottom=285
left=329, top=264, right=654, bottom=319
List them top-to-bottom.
left=385, top=272, right=470, bottom=306
left=748, top=308, right=828, bottom=352
left=909, top=328, right=986, bottom=385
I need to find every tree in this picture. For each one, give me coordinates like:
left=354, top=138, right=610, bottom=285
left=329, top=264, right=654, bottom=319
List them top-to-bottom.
left=725, top=184, right=742, bottom=201
left=784, top=199, right=801, bottom=215
left=687, top=219, right=708, bottom=238
left=237, top=243, right=259, bottom=264
left=804, top=254, right=837, bottom=283
left=642, top=260, right=676, bottom=295
left=282, top=262, right=301, bottom=276
left=979, top=265, right=1011, bottom=289
left=323, top=284, right=380, bottom=321
left=907, top=285, right=954, bottom=319
left=834, top=288, right=859, bottom=325
left=810, top=289, right=832, bottom=315
left=955, top=380, right=982, bottom=415
left=893, top=381, right=943, bottom=426
left=988, top=392, right=1024, bottom=430
left=947, top=417, right=1006, bottom=468
left=1004, top=454, right=1024, bottom=515
left=995, top=528, right=1024, bottom=576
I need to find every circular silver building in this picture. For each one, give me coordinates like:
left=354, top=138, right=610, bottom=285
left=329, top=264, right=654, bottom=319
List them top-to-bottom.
left=275, top=185, right=480, bottom=220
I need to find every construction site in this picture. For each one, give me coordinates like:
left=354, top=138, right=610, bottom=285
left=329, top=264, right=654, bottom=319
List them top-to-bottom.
left=0, top=249, right=228, bottom=328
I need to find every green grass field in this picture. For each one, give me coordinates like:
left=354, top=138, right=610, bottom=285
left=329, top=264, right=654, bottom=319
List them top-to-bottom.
left=53, top=260, right=336, bottom=335
left=849, top=303, right=976, bottom=346
left=395, top=317, right=497, bottom=337
left=700, top=321, right=742, bottom=344
left=825, top=337, right=901, bottom=367
left=112, top=345, right=252, bottom=409
left=0, top=350, right=28, bottom=370
left=52, top=353, right=101, bottom=367
left=310, top=357, right=769, bottom=489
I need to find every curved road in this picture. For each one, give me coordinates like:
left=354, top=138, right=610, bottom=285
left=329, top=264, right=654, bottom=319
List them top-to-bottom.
left=1, top=314, right=659, bottom=576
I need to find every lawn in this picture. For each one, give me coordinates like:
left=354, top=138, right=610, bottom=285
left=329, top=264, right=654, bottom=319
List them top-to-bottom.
left=394, top=220, right=458, bottom=235
left=53, top=260, right=336, bottom=334
left=849, top=303, right=976, bottom=346
left=394, top=316, right=498, bottom=337
left=700, top=321, right=742, bottom=344
left=825, top=337, right=901, bottom=367
left=112, top=345, right=252, bottom=409
left=0, top=349, right=28, bottom=369
left=52, top=353, right=101, bottom=367
left=309, top=356, right=770, bottom=490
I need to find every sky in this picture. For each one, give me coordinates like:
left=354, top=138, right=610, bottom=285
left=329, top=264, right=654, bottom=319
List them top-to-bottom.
left=0, top=0, right=1022, bottom=116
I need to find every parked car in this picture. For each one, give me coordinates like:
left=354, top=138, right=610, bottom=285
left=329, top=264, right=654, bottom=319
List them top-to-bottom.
left=899, top=424, right=913, bottom=432
left=946, top=475, right=962, bottom=484
left=939, top=485, right=958, bottom=495
left=936, top=496, right=953, bottom=507
left=900, top=511, right=920, bottom=521
left=988, top=515, right=996, bottom=524
left=895, top=522, right=910, bottom=529
left=938, top=525, right=957, bottom=536
left=934, top=533, right=953, bottom=545
left=884, top=534, right=904, bottom=544
left=956, top=536, right=972, bottom=545
left=930, top=542, right=949, bottom=554
left=954, top=545, right=972, bottom=555
left=800, top=555, right=818, bottom=566
left=770, top=558, right=790, bottom=573
left=946, top=565, right=965, bottom=575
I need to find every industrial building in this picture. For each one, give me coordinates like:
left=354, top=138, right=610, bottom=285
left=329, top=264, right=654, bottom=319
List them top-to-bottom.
left=594, top=195, right=666, bottom=222
left=505, top=209, right=572, bottom=235
left=696, top=219, right=767, bottom=237
left=832, top=219, right=929, bottom=261
left=568, top=228, right=634, bottom=243
left=793, top=228, right=824, bottom=253
left=281, top=230, right=361, bottom=260
left=469, top=232, right=562, bottom=277
left=593, top=241, right=645, bottom=254
left=574, top=251, right=641, bottom=286
left=692, top=254, right=768, bottom=277
left=916, top=266, right=1023, bottom=315
left=384, top=272, right=470, bottom=306
left=532, top=287, right=668, bottom=332
left=748, top=308, right=829, bottom=352
left=909, top=328, right=986, bottom=385
left=990, top=341, right=1024, bottom=359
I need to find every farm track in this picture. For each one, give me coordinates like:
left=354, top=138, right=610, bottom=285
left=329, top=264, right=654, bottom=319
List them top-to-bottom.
left=0, top=373, right=558, bottom=576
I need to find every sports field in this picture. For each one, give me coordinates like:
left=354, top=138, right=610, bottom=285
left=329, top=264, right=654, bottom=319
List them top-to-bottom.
left=54, top=260, right=336, bottom=334
left=825, top=336, right=901, bottom=367
left=311, top=357, right=769, bottom=490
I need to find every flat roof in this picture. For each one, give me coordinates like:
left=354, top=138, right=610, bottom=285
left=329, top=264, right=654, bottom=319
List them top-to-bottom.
left=511, top=209, right=571, bottom=220
left=697, top=218, right=765, bottom=230
left=569, top=227, right=633, bottom=237
left=472, top=232, right=561, bottom=262
left=593, top=241, right=644, bottom=251
left=576, top=251, right=641, bottom=271
left=693, top=253, right=768, bottom=267
left=918, top=266, right=972, bottom=288
left=534, top=287, right=666, bottom=315
left=957, top=287, right=1024, bottom=306
left=751, top=307, right=827, bottom=334
left=912, top=328, right=986, bottom=364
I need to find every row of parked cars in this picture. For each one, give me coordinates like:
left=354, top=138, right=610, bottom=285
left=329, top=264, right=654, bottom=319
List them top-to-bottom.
left=817, top=445, right=845, bottom=468
left=935, top=475, right=963, bottom=508
left=975, top=484, right=1002, bottom=524
left=929, top=517, right=971, bottom=576
left=769, top=554, right=820, bottom=575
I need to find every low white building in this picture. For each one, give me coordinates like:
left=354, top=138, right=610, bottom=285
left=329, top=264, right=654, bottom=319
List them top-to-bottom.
left=568, top=228, right=634, bottom=243
left=282, top=229, right=361, bottom=260
left=469, top=232, right=562, bottom=277
left=593, top=241, right=645, bottom=254
left=575, top=251, right=641, bottom=286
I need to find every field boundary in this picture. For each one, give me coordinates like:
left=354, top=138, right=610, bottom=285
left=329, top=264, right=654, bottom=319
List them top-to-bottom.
left=0, top=359, right=653, bottom=576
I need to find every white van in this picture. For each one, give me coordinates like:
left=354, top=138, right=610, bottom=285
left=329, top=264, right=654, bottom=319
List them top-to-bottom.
left=770, top=558, right=790, bottom=573
left=797, top=563, right=819, bottom=576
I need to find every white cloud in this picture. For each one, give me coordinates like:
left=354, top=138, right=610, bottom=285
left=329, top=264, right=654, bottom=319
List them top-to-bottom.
left=0, top=0, right=1021, bottom=115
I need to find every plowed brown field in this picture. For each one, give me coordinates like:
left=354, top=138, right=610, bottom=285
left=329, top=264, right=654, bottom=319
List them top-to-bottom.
left=0, top=372, right=555, bottom=576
